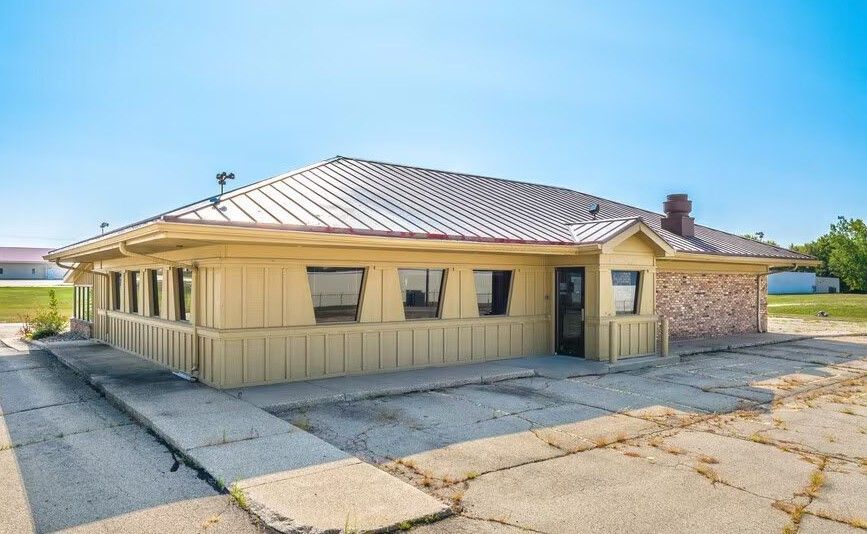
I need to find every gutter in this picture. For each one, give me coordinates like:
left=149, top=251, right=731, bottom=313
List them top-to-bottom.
left=117, top=242, right=200, bottom=380
left=54, top=260, right=109, bottom=279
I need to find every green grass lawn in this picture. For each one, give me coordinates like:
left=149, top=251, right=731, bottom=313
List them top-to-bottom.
left=0, top=286, right=74, bottom=323
left=768, top=293, right=867, bottom=322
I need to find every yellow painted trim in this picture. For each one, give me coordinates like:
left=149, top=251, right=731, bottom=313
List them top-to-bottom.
left=600, top=222, right=675, bottom=256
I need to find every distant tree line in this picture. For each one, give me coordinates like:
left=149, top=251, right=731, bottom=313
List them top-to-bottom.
left=744, top=217, right=867, bottom=293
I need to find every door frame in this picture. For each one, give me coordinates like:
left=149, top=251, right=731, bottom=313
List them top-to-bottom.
left=554, top=267, right=586, bottom=357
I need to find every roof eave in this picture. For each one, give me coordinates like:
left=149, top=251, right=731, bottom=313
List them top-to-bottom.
left=670, top=251, right=822, bottom=267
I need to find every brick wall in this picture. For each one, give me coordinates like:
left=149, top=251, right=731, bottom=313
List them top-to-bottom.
left=656, top=271, right=767, bottom=340
left=69, top=318, right=93, bottom=338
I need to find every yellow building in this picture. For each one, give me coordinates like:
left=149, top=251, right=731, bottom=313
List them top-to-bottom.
left=50, top=157, right=817, bottom=389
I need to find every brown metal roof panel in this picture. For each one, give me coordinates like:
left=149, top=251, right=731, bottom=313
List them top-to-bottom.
left=330, top=159, right=483, bottom=238
left=347, top=159, right=514, bottom=239
left=382, top=163, right=557, bottom=240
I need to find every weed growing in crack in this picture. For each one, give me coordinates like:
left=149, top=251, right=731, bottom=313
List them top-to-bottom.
left=593, top=432, right=628, bottom=448
left=749, top=433, right=773, bottom=445
left=649, top=437, right=686, bottom=455
left=697, top=454, right=719, bottom=464
left=694, top=464, right=723, bottom=484
left=804, top=469, right=825, bottom=498
left=465, top=471, right=479, bottom=480
left=228, top=483, right=248, bottom=511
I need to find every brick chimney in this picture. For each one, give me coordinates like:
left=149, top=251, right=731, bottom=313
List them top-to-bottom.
left=661, top=194, right=695, bottom=237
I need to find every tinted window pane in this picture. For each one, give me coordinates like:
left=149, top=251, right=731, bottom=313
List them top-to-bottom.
left=307, top=267, right=364, bottom=323
left=177, top=268, right=192, bottom=321
left=150, top=269, right=163, bottom=317
left=399, top=269, right=444, bottom=319
left=474, top=270, right=512, bottom=316
left=612, top=270, right=640, bottom=314
left=130, top=271, right=140, bottom=313
left=112, top=272, right=123, bottom=310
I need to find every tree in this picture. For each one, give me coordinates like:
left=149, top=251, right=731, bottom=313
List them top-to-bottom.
left=793, top=217, right=867, bottom=292
left=826, top=217, right=867, bottom=292
left=742, top=232, right=779, bottom=247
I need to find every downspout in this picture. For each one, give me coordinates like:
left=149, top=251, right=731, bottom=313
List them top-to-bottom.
left=117, top=242, right=200, bottom=379
left=756, top=272, right=768, bottom=333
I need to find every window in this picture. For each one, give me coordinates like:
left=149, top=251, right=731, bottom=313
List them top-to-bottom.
left=307, top=267, right=364, bottom=323
left=0, top=268, right=4, bottom=274
left=32, top=268, right=36, bottom=275
left=176, top=268, right=192, bottom=321
left=399, top=268, right=445, bottom=319
left=150, top=269, right=163, bottom=317
left=474, top=270, right=512, bottom=316
left=129, top=271, right=140, bottom=313
left=612, top=271, right=640, bottom=314
left=111, top=272, right=123, bottom=310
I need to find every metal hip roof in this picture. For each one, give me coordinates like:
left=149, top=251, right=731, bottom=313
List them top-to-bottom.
left=52, top=156, right=815, bottom=261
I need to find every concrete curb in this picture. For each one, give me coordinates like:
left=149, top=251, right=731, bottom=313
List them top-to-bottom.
left=671, top=335, right=816, bottom=358
left=34, top=340, right=452, bottom=534
left=252, top=367, right=537, bottom=413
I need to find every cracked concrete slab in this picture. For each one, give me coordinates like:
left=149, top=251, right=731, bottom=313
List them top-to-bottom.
left=41, top=342, right=453, bottom=534
left=0, top=350, right=53, bottom=373
left=0, top=366, right=99, bottom=415
left=575, top=373, right=749, bottom=412
left=0, top=397, right=131, bottom=449
left=396, top=426, right=563, bottom=481
left=638, top=429, right=819, bottom=501
left=186, top=431, right=352, bottom=488
left=460, top=448, right=790, bottom=533
left=243, top=459, right=449, bottom=533
left=806, top=466, right=867, bottom=526
left=800, top=514, right=866, bottom=534
left=412, top=515, right=529, bottom=533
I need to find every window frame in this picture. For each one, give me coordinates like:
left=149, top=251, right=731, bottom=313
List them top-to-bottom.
left=306, top=266, right=366, bottom=324
left=398, top=268, right=446, bottom=320
left=473, top=269, right=513, bottom=317
left=611, top=270, right=641, bottom=315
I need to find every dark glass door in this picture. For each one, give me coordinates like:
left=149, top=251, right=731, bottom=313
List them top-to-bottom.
left=556, top=267, right=585, bottom=357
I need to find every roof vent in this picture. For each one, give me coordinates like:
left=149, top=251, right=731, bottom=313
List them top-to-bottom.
left=661, top=194, right=694, bottom=237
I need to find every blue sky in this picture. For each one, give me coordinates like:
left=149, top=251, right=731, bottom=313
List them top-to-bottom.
left=1, top=1, right=864, bottom=248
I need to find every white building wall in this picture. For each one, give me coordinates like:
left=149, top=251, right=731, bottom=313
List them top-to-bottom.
left=0, top=262, right=66, bottom=280
left=767, top=271, right=816, bottom=295
left=815, top=277, right=840, bottom=294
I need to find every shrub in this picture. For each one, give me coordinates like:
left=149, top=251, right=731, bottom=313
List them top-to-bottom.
left=22, top=289, right=68, bottom=340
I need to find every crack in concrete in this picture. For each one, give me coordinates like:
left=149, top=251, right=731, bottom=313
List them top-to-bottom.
left=0, top=396, right=96, bottom=416
left=1, top=420, right=136, bottom=450
left=459, top=512, right=553, bottom=533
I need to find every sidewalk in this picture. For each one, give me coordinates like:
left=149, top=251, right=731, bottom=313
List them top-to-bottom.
left=231, top=333, right=812, bottom=413
left=38, top=342, right=449, bottom=533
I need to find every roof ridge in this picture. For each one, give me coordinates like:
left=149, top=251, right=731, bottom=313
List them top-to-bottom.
left=335, top=155, right=579, bottom=194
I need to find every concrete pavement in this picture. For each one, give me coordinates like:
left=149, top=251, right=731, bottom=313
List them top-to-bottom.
left=281, top=336, right=867, bottom=533
left=41, top=342, right=449, bottom=533
left=0, top=344, right=264, bottom=534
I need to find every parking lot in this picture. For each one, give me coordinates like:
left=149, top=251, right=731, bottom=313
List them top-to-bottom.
left=280, top=337, right=867, bottom=533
